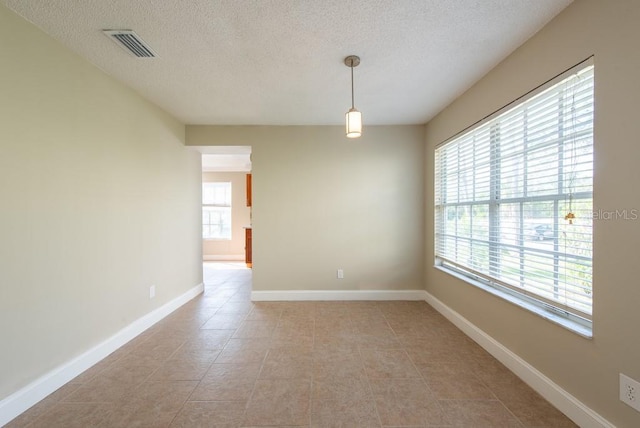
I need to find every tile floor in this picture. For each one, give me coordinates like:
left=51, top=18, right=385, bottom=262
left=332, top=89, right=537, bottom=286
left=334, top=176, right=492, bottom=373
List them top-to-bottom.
left=7, top=262, right=577, bottom=427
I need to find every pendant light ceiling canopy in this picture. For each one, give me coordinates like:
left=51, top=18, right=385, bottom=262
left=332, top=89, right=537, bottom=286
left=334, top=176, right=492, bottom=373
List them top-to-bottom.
left=344, top=55, right=362, bottom=138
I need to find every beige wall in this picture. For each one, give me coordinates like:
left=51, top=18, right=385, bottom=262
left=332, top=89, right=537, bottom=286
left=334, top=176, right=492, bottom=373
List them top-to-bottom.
left=424, top=0, right=640, bottom=425
left=0, top=5, right=201, bottom=400
left=188, top=125, right=425, bottom=292
left=202, top=172, right=251, bottom=259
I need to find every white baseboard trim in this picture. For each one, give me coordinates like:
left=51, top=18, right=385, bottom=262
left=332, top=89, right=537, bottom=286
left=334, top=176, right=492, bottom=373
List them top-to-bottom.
left=203, top=255, right=244, bottom=261
left=0, top=282, right=204, bottom=427
left=251, top=289, right=428, bottom=301
left=423, top=291, right=614, bottom=428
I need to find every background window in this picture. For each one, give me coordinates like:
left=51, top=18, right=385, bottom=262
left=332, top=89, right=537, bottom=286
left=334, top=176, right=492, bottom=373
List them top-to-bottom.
left=435, top=60, right=594, bottom=328
left=203, top=182, right=231, bottom=239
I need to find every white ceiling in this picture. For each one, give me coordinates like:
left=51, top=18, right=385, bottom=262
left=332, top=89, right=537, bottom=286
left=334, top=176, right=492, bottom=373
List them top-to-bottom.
left=2, top=0, right=572, bottom=126
left=201, top=146, right=252, bottom=172
left=202, top=154, right=252, bottom=172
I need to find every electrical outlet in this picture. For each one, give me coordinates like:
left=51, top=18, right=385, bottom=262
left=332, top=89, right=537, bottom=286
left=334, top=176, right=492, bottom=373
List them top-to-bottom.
left=337, top=269, right=344, bottom=279
left=149, top=285, right=156, bottom=300
left=620, top=373, right=640, bottom=412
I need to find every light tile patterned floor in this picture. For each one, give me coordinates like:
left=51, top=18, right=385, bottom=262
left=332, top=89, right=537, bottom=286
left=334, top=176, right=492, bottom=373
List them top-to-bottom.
left=7, top=262, right=577, bottom=427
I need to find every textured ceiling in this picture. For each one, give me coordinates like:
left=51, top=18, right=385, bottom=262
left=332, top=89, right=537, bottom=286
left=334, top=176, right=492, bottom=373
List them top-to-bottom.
left=2, top=0, right=572, bottom=126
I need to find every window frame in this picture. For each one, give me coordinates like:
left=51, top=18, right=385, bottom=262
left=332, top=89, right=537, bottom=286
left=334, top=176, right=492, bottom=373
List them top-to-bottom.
left=434, top=58, right=594, bottom=337
left=202, top=182, right=232, bottom=240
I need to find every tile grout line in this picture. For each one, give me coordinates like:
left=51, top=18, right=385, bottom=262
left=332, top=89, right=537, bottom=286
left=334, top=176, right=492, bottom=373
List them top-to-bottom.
left=166, top=278, right=242, bottom=427
left=356, top=305, right=385, bottom=428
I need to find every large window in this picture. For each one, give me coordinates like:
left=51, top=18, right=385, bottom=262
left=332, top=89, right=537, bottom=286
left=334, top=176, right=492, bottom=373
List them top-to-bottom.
left=435, top=60, right=594, bottom=332
left=203, top=182, right=232, bottom=239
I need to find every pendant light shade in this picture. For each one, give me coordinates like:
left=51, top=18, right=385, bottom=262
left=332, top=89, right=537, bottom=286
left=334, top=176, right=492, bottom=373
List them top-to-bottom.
left=344, top=55, right=362, bottom=138
left=346, top=108, right=362, bottom=138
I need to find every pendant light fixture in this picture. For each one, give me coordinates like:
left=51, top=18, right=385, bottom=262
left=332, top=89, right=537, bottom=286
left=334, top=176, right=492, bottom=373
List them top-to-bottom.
left=344, top=55, right=362, bottom=138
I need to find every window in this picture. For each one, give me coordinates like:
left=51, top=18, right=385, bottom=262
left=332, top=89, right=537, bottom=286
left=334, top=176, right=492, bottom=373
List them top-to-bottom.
left=435, top=60, right=594, bottom=333
left=203, top=182, right=232, bottom=239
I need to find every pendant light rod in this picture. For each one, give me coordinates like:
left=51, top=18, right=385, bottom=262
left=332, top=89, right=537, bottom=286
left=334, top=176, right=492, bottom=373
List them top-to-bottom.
left=344, top=55, right=362, bottom=139
left=351, top=61, right=355, bottom=108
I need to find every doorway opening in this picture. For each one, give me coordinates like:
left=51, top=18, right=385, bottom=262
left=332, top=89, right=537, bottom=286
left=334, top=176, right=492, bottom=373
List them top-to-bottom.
left=199, top=146, right=252, bottom=267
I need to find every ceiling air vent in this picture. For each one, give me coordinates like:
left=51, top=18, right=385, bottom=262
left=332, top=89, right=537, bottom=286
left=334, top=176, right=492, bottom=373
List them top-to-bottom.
left=102, top=30, right=157, bottom=58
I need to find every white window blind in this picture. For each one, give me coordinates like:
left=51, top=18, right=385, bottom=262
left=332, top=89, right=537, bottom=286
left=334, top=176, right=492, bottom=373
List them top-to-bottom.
left=435, top=60, right=594, bottom=326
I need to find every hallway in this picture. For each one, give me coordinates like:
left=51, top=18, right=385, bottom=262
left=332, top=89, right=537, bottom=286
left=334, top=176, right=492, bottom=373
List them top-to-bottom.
left=7, top=262, right=575, bottom=427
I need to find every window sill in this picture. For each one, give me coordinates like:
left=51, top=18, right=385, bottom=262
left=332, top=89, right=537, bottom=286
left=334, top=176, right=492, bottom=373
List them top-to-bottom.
left=434, top=265, right=593, bottom=339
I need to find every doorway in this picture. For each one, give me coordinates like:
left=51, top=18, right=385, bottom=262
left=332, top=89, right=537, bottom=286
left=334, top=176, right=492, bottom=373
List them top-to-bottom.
left=200, top=146, right=252, bottom=266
